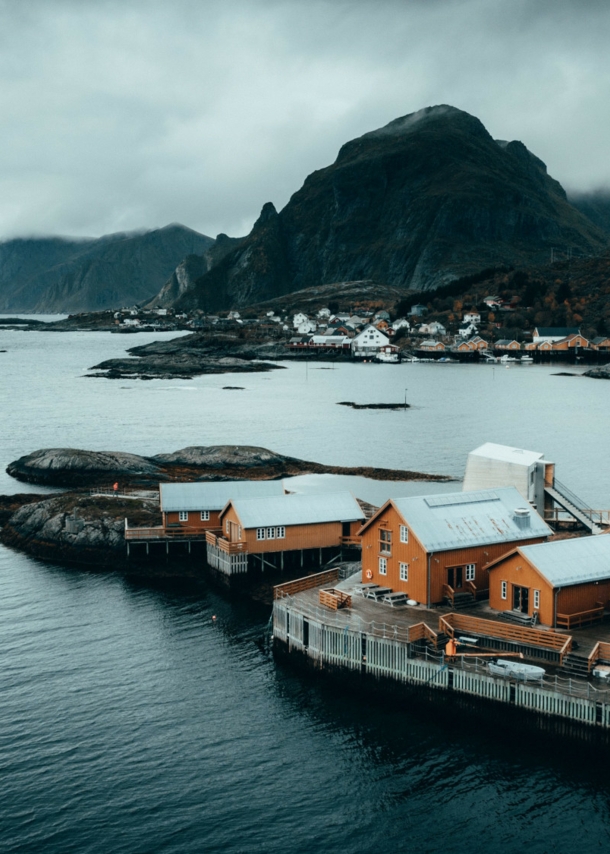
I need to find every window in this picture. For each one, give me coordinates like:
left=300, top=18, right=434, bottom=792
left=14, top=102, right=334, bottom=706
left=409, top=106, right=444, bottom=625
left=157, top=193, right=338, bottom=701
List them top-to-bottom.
left=178, top=511, right=188, bottom=522
left=200, top=511, right=210, bottom=521
left=226, top=520, right=230, bottom=533
left=399, top=525, right=408, bottom=544
left=238, top=526, right=242, bottom=540
left=277, top=526, right=285, bottom=539
left=266, top=527, right=275, bottom=539
left=256, top=528, right=265, bottom=540
left=379, top=528, right=392, bottom=554
left=379, top=557, right=387, bottom=575
left=399, top=562, right=408, bottom=582
left=465, top=564, right=475, bottom=582
left=501, top=581, right=507, bottom=600
left=533, top=589, right=540, bottom=610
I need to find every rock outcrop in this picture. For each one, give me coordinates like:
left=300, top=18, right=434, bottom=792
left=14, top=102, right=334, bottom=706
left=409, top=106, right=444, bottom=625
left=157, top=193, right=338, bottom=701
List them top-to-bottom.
left=166, top=105, right=606, bottom=312
left=584, top=364, right=610, bottom=379
left=6, top=445, right=452, bottom=488
left=7, top=448, right=163, bottom=487
left=1, top=494, right=161, bottom=567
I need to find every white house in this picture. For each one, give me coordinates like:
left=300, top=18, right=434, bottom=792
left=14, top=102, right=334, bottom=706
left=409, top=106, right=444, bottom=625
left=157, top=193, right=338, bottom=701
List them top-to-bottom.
left=317, top=308, right=331, bottom=319
left=293, top=312, right=309, bottom=329
left=463, top=312, right=481, bottom=324
left=296, top=318, right=317, bottom=334
left=392, top=318, right=410, bottom=331
left=419, top=321, right=446, bottom=336
left=458, top=322, right=478, bottom=339
left=351, top=324, right=390, bottom=358
left=532, top=327, right=580, bottom=344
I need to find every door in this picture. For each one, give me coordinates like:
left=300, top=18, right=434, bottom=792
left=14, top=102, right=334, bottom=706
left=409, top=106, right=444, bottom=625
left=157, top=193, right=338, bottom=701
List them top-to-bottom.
left=342, top=522, right=351, bottom=537
left=447, top=566, right=463, bottom=589
left=513, top=585, right=529, bottom=613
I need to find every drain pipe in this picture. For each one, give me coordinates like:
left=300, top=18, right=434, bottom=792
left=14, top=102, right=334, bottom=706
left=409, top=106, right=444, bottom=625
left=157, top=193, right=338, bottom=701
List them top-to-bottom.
left=427, top=552, right=432, bottom=609
left=554, top=587, right=561, bottom=628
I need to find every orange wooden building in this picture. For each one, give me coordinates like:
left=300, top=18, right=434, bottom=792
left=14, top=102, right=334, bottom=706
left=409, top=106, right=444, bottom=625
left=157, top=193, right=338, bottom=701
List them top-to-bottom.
left=550, top=333, right=591, bottom=351
left=160, top=480, right=286, bottom=533
left=358, top=488, right=551, bottom=607
left=207, top=491, right=365, bottom=575
left=488, top=535, right=610, bottom=627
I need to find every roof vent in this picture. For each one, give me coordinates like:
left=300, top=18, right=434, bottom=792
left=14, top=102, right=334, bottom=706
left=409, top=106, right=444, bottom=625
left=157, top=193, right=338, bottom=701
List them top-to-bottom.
left=513, top=507, right=531, bottom=529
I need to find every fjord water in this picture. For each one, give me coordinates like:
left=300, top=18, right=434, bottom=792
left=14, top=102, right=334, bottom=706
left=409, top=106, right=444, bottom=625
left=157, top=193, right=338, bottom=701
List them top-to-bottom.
left=2, top=324, right=610, bottom=853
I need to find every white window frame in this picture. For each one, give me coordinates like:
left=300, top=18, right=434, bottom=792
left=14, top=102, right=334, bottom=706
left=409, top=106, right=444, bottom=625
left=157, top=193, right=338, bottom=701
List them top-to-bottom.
left=200, top=510, right=210, bottom=521
left=178, top=511, right=188, bottom=522
left=226, top=520, right=230, bottom=533
left=399, top=525, right=408, bottom=544
left=277, top=526, right=285, bottom=539
left=266, top=527, right=275, bottom=540
left=256, top=528, right=266, bottom=540
left=379, top=557, right=387, bottom=575
left=399, top=562, right=408, bottom=582
left=465, top=564, right=475, bottom=582
left=501, top=581, right=507, bottom=600
left=533, top=589, right=540, bottom=610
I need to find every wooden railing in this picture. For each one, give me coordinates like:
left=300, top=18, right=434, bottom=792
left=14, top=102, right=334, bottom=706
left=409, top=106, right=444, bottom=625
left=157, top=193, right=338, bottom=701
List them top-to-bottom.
left=125, top=524, right=208, bottom=541
left=205, top=531, right=247, bottom=554
left=339, top=535, right=362, bottom=547
left=274, top=568, right=341, bottom=600
left=443, top=584, right=455, bottom=606
left=319, top=588, right=352, bottom=610
left=556, top=606, right=605, bottom=629
left=439, top=613, right=572, bottom=662
left=408, top=622, right=438, bottom=648
left=588, top=641, right=610, bottom=672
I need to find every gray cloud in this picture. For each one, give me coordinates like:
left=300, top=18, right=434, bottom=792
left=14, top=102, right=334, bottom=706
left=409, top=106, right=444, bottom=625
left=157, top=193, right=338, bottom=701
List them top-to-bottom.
left=0, top=0, right=609, bottom=239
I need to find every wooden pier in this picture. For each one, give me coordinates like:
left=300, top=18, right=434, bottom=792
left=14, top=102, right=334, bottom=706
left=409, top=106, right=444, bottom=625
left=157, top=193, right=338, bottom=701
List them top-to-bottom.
left=272, top=569, right=610, bottom=731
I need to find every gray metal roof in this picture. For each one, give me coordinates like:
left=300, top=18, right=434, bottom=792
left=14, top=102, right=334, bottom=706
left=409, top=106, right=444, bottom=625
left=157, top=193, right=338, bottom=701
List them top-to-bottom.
left=160, top=480, right=285, bottom=512
left=391, top=487, right=552, bottom=552
left=227, top=491, right=364, bottom=529
left=518, top=536, right=610, bottom=587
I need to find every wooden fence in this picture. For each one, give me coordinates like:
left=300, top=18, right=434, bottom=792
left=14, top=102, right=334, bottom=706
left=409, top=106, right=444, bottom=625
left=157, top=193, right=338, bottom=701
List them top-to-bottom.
left=274, top=568, right=341, bottom=600
left=319, top=588, right=352, bottom=611
left=556, top=606, right=604, bottom=630
left=439, top=612, right=572, bottom=663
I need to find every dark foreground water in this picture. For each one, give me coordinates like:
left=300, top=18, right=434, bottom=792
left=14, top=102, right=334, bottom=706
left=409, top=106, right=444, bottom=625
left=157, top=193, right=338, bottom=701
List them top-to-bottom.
left=2, top=323, right=610, bottom=853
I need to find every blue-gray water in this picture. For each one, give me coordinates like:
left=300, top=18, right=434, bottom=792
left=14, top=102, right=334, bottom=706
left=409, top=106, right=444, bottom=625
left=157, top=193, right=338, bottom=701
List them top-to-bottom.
left=1, top=322, right=610, bottom=853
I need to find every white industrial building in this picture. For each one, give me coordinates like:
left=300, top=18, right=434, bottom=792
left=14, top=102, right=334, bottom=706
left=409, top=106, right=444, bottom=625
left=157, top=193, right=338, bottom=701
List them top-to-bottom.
left=463, top=443, right=554, bottom=515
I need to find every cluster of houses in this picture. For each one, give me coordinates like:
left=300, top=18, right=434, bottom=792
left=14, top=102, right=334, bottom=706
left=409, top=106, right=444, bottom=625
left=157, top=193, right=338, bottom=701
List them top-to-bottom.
left=420, top=325, right=610, bottom=357
left=125, top=442, right=610, bottom=631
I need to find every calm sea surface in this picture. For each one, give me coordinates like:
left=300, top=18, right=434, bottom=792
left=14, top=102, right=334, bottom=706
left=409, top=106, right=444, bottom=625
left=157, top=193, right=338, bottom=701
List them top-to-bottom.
left=1, top=321, right=610, bottom=853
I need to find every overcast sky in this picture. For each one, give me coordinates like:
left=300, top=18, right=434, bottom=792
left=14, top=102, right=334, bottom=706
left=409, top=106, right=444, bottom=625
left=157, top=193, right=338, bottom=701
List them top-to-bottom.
left=1, top=0, right=609, bottom=240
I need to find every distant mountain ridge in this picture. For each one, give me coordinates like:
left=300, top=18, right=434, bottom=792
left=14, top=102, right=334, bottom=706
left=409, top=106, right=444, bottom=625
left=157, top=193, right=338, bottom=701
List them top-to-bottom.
left=164, top=105, right=607, bottom=313
left=0, top=224, right=214, bottom=312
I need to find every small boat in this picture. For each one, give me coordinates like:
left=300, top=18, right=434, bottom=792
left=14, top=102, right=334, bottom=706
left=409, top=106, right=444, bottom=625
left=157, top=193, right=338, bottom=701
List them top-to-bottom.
left=520, top=355, right=534, bottom=364
left=488, top=659, right=545, bottom=681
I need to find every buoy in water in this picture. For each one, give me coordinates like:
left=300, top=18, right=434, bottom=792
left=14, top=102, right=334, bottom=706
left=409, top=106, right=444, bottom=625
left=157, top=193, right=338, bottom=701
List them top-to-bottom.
left=212, top=615, right=217, bottom=622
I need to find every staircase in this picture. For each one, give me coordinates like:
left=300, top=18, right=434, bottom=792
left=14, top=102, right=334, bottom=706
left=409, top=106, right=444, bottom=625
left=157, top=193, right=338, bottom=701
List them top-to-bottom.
left=545, top=479, right=603, bottom=535
left=445, top=591, right=476, bottom=609
left=561, top=652, right=591, bottom=679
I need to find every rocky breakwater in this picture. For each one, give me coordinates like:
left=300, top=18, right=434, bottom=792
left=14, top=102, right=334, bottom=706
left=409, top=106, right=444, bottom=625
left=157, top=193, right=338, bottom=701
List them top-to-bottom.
left=88, top=332, right=289, bottom=379
left=1, top=493, right=162, bottom=569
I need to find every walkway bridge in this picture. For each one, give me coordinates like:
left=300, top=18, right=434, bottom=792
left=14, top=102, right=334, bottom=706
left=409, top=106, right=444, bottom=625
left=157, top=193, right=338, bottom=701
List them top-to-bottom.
left=545, top=478, right=606, bottom=535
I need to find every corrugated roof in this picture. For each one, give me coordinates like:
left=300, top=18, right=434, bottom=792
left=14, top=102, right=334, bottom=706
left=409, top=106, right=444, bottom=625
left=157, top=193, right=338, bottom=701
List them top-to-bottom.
left=535, top=327, right=580, bottom=336
left=467, top=442, right=544, bottom=467
left=160, top=480, right=285, bottom=512
left=391, top=486, right=551, bottom=551
left=228, top=491, right=364, bottom=529
left=518, top=536, right=610, bottom=587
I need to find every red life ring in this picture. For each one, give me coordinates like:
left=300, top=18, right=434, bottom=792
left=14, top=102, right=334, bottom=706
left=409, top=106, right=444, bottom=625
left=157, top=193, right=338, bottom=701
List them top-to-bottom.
left=365, top=569, right=373, bottom=580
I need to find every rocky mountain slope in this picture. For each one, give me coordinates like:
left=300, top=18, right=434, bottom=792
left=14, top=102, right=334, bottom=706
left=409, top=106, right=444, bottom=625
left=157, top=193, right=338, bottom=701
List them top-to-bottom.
left=166, top=105, right=606, bottom=313
left=0, top=224, right=214, bottom=312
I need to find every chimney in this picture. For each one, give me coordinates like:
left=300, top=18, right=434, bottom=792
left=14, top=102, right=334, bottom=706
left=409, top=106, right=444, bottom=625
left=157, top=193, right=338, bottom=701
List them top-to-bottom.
left=513, top=507, right=531, bottom=529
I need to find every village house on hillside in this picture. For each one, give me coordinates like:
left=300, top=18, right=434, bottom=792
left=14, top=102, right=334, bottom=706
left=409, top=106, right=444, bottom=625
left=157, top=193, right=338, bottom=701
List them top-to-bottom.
left=351, top=324, right=390, bottom=358
left=358, top=487, right=551, bottom=607
left=487, top=535, right=610, bottom=628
